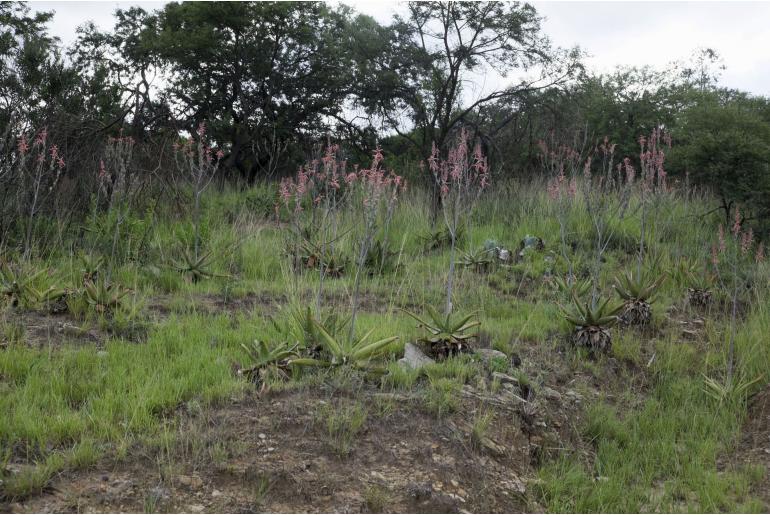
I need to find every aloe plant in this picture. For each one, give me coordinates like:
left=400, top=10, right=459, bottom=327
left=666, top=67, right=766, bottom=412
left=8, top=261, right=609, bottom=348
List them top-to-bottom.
left=173, top=247, right=224, bottom=283
left=458, top=247, right=494, bottom=272
left=77, top=252, right=105, bottom=284
left=0, top=263, right=47, bottom=308
left=614, top=268, right=666, bottom=326
left=550, top=273, right=591, bottom=299
left=83, top=278, right=130, bottom=315
left=559, top=294, right=623, bottom=352
left=404, top=306, right=480, bottom=358
left=290, top=318, right=398, bottom=369
left=240, top=340, right=299, bottom=386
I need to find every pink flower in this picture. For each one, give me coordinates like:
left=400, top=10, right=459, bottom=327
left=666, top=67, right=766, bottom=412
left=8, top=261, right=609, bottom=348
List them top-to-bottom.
left=196, top=122, right=206, bottom=137
left=34, top=127, right=47, bottom=147
left=17, top=135, right=29, bottom=155
left=216, top=150, right=225, bottom=160
left=57, top=156, right=65, bottom=169
left=98, top=160, right=108, bottom=180
left=345, top=172, right=357, bottom=184
left=568, top=178, right=577, bottom=198
left=732, top=207, right=741, bottom=237
left=718, top=224, right=726, bottom=253
left=741, top=228, right=754, bottom=255
left=756, top=243, right=765, bottom=263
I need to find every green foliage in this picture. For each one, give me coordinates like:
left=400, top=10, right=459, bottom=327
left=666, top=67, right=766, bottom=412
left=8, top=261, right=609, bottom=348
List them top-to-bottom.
left=669, top=94, right=770, bottom=227
left=419, top=224, right=465, bottom=252
left=363, top=239, right=400, bottom=275
left=458, top=247, right=495, bottom=272
left=172, top=248, right=225, bottom=283
left=76, top=252, right=105, bottom=284
left=0, top=262, right=47, bottom=308
left=614, top=269, right=666, bottom=303
left=550, top=273, right=591, bottom=299
left=83, top=278, right=130, bottom=315
left=559, top=294, right=623, bottom=329
left=404, top=306, right=480, bottom=357
left=290, top=318, right=398, bottom=369
left=239, top=340, right=298, bottom=387
left=317, top=402, right=368, bottom=457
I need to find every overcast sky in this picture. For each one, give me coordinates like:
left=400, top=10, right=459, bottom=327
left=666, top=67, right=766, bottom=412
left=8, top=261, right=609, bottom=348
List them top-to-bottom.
left=31, top=0, right=770, bottom=96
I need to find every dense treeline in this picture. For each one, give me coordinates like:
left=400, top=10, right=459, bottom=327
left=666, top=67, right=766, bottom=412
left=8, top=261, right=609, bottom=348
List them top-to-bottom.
left=2, top=0, right=770, bottom=251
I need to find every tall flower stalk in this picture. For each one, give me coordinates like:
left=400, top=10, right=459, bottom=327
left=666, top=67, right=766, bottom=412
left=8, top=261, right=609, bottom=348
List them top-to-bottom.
left=173, top=122, right=223, bottom=259
left=15, top=128, right=65, bottom=258
left=636, top=128, right=670, bottom=277
left=427, top=129, right=489, bottom=314
left=581, top=137, right=633, bottom=306
left=540, top=140, right=580, bottom=284
left=279, top=142, right=351, bottom=313
left=348, top=148, right=403, bottom=340
left=711, top=207, right=758, bottom=383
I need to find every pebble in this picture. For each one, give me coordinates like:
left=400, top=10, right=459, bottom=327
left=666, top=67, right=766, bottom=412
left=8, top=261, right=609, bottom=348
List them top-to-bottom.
left=258, top=433, right=266, bottom=440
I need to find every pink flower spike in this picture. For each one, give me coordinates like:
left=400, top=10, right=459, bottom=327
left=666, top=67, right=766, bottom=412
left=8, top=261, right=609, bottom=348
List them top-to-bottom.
left=17, top=135, right=29, bottom=155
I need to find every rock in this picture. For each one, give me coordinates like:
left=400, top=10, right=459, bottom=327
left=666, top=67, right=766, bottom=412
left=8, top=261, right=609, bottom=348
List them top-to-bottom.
left=398, top=343, right=435, bottom=369
left=475, top=348, right=507, bottom=363
left=491, top=372, right=520, bottom=386
left=540, top=386, right=562, bottom=401
left=565, top=389, right=583, bottom=402
left=258, top=433, right=266, bottom=440
left=178, top=475, right=203, bottom=489
left=406, top=482, right=433, bottom=500
left=149, top=486, right=170, bottom=501
left=211, top=489, right=222, bottom=498
left=188, top=504, right=206, bottom=513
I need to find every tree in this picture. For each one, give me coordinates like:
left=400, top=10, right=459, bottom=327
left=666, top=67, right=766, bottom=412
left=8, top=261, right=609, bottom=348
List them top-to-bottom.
left=147, top=1, right=357, bottom=183
left=357, top=1, right=582, bottom=158
left=669, top=93, right=770, bottom=229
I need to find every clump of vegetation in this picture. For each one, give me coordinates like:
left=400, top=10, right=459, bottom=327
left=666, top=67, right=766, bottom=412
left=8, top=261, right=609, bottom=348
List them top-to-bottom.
left=172, top=247, right=224, bottom=283
left=614, top=267, right=666, bottom=326
left=82, top=278, right=130, bottom=316
left=559, top=295, right=623, bottom=353
left=405, top=306, right=480, bottom=359
left=290, top=318, right=397, bottom=371
left=239, top=340, right=299, bottom=391
left=317, top=402, right=368, bottom=457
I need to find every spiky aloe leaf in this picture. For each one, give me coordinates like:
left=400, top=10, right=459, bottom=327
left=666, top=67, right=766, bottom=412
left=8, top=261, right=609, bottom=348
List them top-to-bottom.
left=403, top=309, right=439, bottom=334
left=311, top=318, right=344, bottom=358
left=351, top=336, right=399, bottom=362
left=289, top=358, right=332, bottom=368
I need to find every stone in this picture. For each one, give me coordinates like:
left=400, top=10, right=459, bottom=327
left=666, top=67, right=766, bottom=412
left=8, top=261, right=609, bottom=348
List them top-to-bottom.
left=398, top=343, right=435, bottom=369
left=475, top=348, right=507, bottom=363
left=491, top=372, right=520, bottom=386
left=540, top=386, right=562, bottom=401
left=258, top=433, right=266, bottom=440
left=178, top=475, right=203, bottom=489
left=188, top=504, right=206, bottom=513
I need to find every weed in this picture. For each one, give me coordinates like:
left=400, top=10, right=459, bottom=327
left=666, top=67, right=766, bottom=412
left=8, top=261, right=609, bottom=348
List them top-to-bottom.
left=424, top=377, right=461, bottom=418
left=317, top=402, right=368, bottom=457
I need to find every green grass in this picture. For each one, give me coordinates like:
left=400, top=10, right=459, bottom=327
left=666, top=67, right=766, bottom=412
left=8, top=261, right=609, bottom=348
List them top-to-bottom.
left=1, top=179, right=768, bottom=510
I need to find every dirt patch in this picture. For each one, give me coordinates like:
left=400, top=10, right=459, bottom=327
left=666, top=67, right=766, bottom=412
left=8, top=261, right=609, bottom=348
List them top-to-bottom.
left=0, top=310, right=111, bottom=350
left=722, top=386, right=770, bottom=510
left=12, top=387, right=544, bottom=513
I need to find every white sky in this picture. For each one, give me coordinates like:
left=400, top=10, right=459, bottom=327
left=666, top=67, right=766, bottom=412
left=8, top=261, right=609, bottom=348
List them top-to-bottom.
left=30, top=0, right=770, bottom=96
